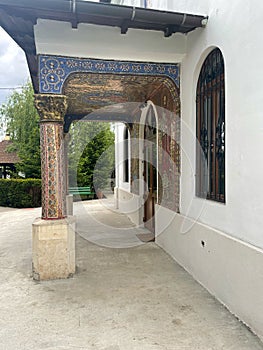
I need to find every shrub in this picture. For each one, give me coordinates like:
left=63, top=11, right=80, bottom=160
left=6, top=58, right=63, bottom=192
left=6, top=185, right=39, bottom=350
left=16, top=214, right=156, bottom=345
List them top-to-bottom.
left=0, top=179, right=41, bottom=208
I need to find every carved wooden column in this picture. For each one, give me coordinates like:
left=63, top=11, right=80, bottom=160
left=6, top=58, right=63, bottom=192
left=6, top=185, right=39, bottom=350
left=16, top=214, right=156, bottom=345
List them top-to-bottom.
left=34, top=94, right=67, bottom=219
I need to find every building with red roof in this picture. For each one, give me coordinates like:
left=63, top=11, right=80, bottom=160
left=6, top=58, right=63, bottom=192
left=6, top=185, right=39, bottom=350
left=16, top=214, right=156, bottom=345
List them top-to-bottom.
left=0, top=136, right=20, bottom=178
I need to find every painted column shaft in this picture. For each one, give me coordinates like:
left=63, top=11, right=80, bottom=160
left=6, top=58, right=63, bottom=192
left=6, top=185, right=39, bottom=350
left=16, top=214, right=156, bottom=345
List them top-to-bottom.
left=34, top=94, right=68, bottom=220
left=40, top=122, right=66, bottom=219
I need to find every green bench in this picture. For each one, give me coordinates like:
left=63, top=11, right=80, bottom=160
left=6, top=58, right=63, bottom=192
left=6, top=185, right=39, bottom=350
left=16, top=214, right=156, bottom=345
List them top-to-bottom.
left=68, top=186, right=95, bottom=199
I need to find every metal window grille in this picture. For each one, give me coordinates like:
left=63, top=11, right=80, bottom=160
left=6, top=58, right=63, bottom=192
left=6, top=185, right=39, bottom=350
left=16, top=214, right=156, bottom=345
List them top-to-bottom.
left=196, top=48, right=225, bottom=203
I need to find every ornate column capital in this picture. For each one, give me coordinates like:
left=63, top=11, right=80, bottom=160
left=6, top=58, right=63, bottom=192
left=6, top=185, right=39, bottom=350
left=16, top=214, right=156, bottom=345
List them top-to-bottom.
left=34, top=94, right=68, bottom=123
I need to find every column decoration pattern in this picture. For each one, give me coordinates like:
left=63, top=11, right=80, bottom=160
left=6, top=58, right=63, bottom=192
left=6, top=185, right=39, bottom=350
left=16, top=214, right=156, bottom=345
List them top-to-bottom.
left=34, top=94, right=68, bottom=219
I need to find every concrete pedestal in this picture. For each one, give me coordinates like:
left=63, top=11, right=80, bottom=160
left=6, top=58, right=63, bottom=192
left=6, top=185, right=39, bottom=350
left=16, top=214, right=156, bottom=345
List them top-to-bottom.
left=32, top=216, right=76, bottom=281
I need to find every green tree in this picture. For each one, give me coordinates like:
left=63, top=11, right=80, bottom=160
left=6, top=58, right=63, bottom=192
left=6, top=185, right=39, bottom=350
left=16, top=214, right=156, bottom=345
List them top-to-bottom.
left=0, top=82, right=41, bottom=178
left=0, top=82, right=115, bottom=185
left=68, top=121, right=115, bottom=191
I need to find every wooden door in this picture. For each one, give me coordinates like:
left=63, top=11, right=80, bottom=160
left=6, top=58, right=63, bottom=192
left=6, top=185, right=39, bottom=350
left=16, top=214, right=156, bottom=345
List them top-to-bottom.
left=143, top=106, right=157, bottom=233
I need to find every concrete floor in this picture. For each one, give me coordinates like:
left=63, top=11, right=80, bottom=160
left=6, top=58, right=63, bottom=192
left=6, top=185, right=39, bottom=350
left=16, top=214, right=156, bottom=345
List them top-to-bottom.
left=0, top=200, right=263, bottom=350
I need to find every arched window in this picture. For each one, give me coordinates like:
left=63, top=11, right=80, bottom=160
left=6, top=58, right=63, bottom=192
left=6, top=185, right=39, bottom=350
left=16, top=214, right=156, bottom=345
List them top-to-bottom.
left=196, top=48, right=225, bottom=203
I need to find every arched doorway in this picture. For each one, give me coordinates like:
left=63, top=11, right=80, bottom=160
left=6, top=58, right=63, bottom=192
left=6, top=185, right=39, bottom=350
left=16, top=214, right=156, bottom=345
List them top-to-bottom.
left=143, top=103, right=158, bottom=233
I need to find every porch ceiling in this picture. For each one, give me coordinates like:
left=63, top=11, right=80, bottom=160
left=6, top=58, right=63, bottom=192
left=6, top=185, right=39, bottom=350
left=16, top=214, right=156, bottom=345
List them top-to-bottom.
left=63, top=72, right=173, bottom=119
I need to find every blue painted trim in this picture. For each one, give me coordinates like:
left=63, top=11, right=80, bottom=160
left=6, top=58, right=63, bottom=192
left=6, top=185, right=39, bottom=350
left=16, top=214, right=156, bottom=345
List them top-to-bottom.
left=39, top=55, right=180, bottom=94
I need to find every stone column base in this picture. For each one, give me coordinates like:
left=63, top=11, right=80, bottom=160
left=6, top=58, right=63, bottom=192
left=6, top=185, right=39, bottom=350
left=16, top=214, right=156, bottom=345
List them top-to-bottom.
left=32, top=216, right=76, bottom=281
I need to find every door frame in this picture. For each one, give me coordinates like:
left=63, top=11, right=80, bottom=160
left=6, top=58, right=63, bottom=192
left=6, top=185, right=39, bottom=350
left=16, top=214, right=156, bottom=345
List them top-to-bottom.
left=139, top=101, right=159, bottom=233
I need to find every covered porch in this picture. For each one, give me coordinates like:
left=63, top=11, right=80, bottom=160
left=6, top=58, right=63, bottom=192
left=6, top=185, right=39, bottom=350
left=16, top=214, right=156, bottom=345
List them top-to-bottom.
left=0, top=0, right=199, bottom=281
left=1, top=0, right=263, bottom=344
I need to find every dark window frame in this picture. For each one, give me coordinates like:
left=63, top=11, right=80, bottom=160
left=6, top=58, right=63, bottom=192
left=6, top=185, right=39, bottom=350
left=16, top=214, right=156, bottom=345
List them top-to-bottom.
left=196, top=48, right=225, bottom=203
left=123, top=126, right=129, bottom=183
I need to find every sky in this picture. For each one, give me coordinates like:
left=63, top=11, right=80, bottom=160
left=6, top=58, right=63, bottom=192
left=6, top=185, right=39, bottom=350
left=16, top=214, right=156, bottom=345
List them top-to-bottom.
left=0, top=27, right=30, bottom=139
left=0, top=27, right=30, bottom=105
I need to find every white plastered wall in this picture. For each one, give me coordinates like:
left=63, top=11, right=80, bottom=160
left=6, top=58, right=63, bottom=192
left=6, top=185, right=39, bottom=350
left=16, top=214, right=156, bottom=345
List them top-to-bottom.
left=155, top=0, right=263, bottom=341
left=180, top=0, right=263, bottom=250
left=115, top=123, right=143, bottom=225
left=115, top=123, right=130, bottom=193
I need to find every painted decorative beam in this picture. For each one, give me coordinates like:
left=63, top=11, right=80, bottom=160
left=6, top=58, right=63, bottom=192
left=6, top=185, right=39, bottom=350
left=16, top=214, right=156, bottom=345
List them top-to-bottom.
left=39, top=55, right=180, bottom=94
